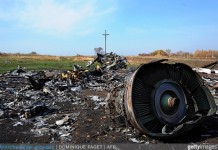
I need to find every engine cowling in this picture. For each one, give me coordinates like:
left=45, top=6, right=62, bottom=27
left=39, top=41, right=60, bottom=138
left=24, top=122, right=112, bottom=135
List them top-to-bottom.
left=106, top=61, right=217, bottom=138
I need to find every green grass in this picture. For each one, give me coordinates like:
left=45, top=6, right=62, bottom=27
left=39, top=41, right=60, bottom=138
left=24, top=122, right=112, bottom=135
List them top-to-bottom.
left=0, top=55, right=216, bottom=74
left=0, top=57, right=88, bottom=74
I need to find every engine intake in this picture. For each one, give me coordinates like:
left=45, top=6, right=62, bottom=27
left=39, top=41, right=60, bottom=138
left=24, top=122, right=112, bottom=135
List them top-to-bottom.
left=106, top=61, right=217, bottom=138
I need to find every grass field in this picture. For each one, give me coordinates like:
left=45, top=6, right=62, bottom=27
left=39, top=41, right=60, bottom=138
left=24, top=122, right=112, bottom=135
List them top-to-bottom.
left=0, top=54, right=216, bottom=74
left=0, top=54, right=93, bottom=73
left=127, top=56, right=216, bottom=67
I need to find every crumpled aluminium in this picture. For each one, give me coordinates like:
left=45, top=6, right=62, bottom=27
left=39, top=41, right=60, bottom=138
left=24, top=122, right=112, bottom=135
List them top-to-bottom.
left=0, top=56, right=217, bottom=142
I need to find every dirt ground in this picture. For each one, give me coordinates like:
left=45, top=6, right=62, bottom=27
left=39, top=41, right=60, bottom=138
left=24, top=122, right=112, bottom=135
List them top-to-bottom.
left=0, top=86, right=218, bottom=144
left=0, top=90, right=217, bottom=144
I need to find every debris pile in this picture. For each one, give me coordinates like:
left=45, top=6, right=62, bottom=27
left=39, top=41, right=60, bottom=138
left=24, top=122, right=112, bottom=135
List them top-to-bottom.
left=0, top=52, right=130, bottom=143
left=87, top=52, right=128, bottom=70
left=0, top=54, right=217, bottom=143
left=194, top=61, right=218, bottom=109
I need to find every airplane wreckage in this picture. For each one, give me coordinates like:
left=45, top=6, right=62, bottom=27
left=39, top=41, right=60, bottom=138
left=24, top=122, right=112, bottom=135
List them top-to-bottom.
left=0, top=53, right=217, bottom=142
left=106, top=59, right=217, bottom=138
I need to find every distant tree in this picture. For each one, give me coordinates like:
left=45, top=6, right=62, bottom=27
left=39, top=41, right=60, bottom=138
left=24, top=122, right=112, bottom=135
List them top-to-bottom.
left=94, top=47, right=104, bottom=54
left=150, top=49, right=168, bottom=56
left=166, top=49, right=171, bottom=56
left=194, top=49, right=218, bottom=58
left=175, top=50, right=192, bottom=58
left=176, top=50, right=183, bottom=57
left=194, top=50, right=200, bottom=57
left=29, top=51, right=37, bottom=55
left=14, top=52, right=21, bottom=55
left=138, top=53, right=150, bottom=56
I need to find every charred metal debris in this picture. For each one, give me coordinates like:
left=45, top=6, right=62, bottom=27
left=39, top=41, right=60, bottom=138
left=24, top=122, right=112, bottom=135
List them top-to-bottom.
left=0, top=53, right=217, bottom=143
left=106, top=60, right=217, bottom=139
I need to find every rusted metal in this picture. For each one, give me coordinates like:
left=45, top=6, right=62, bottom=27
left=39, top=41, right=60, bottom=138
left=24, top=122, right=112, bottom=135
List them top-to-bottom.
left=149, top=59, right=168, bottom=63
left=202, top=61, right=218, bottom=69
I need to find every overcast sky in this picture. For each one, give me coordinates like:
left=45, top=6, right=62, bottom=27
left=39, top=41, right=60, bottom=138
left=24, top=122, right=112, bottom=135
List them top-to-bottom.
left=0, top=0, right=218, bottom=56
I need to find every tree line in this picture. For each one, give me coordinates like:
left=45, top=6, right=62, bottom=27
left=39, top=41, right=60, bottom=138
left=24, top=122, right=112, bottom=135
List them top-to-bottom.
left=139, top=49, right=218, bottom=58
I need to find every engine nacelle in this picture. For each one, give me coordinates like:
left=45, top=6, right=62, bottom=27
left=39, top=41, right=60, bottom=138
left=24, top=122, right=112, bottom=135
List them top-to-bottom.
left=106, top=61, right=217, bottom=138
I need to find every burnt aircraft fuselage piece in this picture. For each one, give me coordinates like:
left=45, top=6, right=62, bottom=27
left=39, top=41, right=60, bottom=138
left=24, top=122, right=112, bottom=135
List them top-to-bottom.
left=107, top=60, right=217, bottom=138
